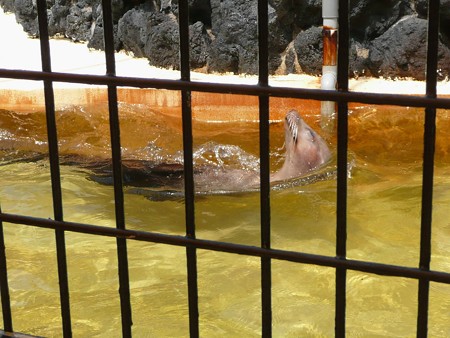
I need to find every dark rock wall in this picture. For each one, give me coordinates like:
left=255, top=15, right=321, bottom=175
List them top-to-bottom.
left=2, top=0, right=450, bottom=79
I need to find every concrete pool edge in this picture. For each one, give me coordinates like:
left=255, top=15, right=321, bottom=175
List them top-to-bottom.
left=1, top=82, right=449, bottom=122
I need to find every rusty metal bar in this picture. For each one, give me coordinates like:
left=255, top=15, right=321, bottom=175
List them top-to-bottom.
left=177, top=0, right=200, bottom=336
left=257, top=0, right=272, bottom=336
left=335, top=0, right=349, bottom=336
left=417, top=0, right=440, bottom=336
left=36, top=1, right=72, bottom=336
left=100, top=1, right=132, bottom=336
left=2, top=68, right=450, bottom=109
left=0, top=207, right=12, bottom=332
left=2, top=212, right=450, bottom=285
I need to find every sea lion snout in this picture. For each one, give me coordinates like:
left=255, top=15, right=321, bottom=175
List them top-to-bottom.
left=285, top=110, right=318, bottom=146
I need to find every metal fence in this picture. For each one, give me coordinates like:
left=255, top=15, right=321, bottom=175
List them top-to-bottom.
left=0, top=0, right=450, bottom=337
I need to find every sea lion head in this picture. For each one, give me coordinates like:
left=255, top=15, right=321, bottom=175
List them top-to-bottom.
left=271, top=109, right=331, bottom=182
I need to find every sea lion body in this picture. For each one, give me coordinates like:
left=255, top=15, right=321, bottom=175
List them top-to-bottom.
left=73, top=110, right=331, bottom=193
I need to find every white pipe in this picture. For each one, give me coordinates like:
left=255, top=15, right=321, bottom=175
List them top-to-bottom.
left=321, top=0, right=339, bottom=132
left=322, top=0, right=339, bottom=27
left=323, top=18, right=338, bottom=29
left=321, top=65, right=337, bottom=130
left=322, top=66, right=337, bottom=89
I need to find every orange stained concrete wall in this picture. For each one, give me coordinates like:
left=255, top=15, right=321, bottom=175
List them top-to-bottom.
left=1, top=87, right=435, bottom=122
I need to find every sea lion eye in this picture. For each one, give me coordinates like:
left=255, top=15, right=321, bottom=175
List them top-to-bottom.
left=308, top=129, right=316, bottom=141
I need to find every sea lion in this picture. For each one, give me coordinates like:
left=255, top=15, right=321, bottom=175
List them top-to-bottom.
left=65, top=109, right=331, bottom=193
left=153, top=109, right=332, bottom=193
left=270, top=109, right=331, bottom=182
left=1, top=110, right=332, bottom=195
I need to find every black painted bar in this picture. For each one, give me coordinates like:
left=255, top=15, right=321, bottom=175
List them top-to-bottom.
left=0, top=0, right=448, bottom=336
left=178, top=0, right=200, bottom=336
left=257, top=0, right=272, bottom=335
left=335, top=0, right=350, bottom=337
left=417, top=0, right=440, bottom=336
left=36, top=1, right=72, bottom=336
left=100, top=1, right=133, bottom=336
left=2, top=68, right=450, bottom=110
left=0, top=208, right=12, bottom=332
left=2, top=212, right=450, bottom=285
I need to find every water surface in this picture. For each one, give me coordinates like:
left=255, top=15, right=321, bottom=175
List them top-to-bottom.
left=0, top=102, right=449, bottom=337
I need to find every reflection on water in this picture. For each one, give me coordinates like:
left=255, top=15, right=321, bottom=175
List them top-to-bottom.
left=0, top=103, right=449, bottom=336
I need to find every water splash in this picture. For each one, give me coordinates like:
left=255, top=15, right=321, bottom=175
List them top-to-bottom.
left=191, top=141, right=260, bottom=171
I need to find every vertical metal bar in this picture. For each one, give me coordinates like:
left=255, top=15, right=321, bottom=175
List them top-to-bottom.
left=178, top=0, right=199, bottom=336
left=257, top=0, right=271, bottom=336
left=335, top=0, right=349, bottom=337
left=417, top=0, right=439, bottom=336
left=36, top=1, right=72, bottom=336
left=100, top=1, right=132, bottom=336
left=183, top=92, right=199, bottom=338
left=335, top=107, right=348, bottom=338
left=0, top=207, right=12, bottom=332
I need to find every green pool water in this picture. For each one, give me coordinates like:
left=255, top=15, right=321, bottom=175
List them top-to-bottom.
left=0, top=103, right=449, bottom=337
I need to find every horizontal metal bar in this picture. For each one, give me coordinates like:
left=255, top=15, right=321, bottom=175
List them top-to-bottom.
left=1, top=68, right=450, bottom=109
left=1, top=212, right=450, bottom=285
left=0, top=330, right=43, bottom=338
